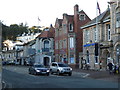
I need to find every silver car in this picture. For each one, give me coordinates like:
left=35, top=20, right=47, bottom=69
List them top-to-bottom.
left=50, top=62, right=72, bottom=76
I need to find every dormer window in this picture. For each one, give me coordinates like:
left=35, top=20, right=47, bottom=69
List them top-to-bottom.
left=79, top=14, right=85, bottom=21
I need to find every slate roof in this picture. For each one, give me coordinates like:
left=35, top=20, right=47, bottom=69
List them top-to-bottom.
left=81, top=8, right=110, bottom=29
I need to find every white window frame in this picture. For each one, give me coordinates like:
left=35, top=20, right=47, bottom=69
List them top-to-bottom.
left=79, top=14, right=85, bottom=21
left=107, top=24, right=111, bottom=41
left=69, top=37, right=74, bottom=49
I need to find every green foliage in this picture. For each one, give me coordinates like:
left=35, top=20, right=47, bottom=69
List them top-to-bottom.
left=2, top=23, right=42, bottom=41
left=2, top=23, right=28, bottom=41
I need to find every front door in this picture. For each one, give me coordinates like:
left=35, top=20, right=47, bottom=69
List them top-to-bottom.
left=44, top=57, right=49, bottom=66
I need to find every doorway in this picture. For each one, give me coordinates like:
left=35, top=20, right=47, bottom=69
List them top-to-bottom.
left=44, top=57, right=49, bottom=66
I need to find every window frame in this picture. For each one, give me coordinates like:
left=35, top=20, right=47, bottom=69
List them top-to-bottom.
left=79, top=14, right=85, bottom=21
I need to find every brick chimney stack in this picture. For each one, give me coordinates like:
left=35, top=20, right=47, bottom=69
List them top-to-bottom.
left=74, top=4, right=79, bottom=15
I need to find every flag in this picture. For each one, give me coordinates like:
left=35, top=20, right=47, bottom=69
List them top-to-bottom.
left=97, top=2, right=101, bottom=15
left=38, top=17, right=40, bottom=21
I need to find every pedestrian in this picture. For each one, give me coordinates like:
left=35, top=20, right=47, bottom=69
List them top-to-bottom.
left=81, top=57, right=83, bottom=69
left=83, top=59, right=86, bottom=69
left=99, top=60, right=102, bottom=70
left=107, top=61, right=113, bottom=74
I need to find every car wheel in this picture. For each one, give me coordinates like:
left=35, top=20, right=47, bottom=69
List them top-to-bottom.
left=50, top=69, right=53, bottom=74
left=29, top=70, right=31, bottom=74
left=57, top=70, right=60, bottom=75
left=34, top=71, right=37, bottom=75
left=68, top=72, right=72, bottom=76
left=46, top=73, right=49, bottom=76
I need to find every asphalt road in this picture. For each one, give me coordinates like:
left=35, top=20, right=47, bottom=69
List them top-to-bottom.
left=2, top=67, right=119, bottom=88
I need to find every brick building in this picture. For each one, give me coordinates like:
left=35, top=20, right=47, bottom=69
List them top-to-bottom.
left=54, top=4, right=91, bottom=68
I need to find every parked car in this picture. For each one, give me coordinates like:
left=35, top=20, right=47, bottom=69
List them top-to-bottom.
left=7, top=60, right=16, bottom=65
left=2, top=61, right=7, bottom=65
left=50, top=62, right=72, bottom=76
left=28, top=64, right=50, bottom=76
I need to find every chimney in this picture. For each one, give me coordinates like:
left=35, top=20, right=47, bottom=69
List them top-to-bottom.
left=74, top=4, right=79, bottom=15
left=63, top=13, right=67, bottom=19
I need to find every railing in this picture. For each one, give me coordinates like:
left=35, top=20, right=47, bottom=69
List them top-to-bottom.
left=42, top=48, right=49, bottom=52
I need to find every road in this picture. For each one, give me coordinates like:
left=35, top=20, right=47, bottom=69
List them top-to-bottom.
left=2, top=66, right=119, bottom=88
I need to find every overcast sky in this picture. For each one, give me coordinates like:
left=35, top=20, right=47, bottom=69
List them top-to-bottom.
left=0, top=0, right=110, bottom=27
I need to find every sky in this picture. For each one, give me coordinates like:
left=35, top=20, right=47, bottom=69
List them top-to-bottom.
left=0, top=0, right=110, bottom=27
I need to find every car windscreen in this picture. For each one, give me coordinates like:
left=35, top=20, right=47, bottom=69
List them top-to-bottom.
left=58, top=63, right=68, bottom=67
left=34, top=65, right=45, bottom=68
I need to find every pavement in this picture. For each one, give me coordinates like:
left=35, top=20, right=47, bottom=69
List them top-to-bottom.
left=2, top=65, right=120, bottom=83
left=73, top=68, right=119, bottom=83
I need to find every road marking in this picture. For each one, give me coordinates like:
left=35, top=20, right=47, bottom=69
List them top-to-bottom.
left=82, top=74, right=90, bottom=78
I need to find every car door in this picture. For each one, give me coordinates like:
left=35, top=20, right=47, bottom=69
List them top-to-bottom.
left=51, top=63, right=58, bottom=72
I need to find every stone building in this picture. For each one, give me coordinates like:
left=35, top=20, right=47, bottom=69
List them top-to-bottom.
left=82, top=0, right=120, bottom=70
left=109, top=0, right=120, bottom=68
left=54, top=4, right=91, bottom=68
left=82, top=8, right=111, bottom=70
left=35, top=25, right=55, bottom=66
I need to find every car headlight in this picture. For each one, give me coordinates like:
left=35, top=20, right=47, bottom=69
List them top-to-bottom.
left=59, top=68, right=63, bottom=71
left=70, top=68, right=72, bottom=71
left=36, top=70, right=40, bottom=72
left=47, top=70, right=49, bottom=72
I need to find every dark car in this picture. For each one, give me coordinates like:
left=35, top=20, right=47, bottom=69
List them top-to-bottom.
left=2, top=61, right=7, bottom=65
left=28, top=64, right=50, bottom=76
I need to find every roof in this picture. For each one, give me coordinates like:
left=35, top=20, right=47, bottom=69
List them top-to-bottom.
left=81, top=8, right=110, bottom=29
left=37, top=25, right=55, bottom=38
left=39, top=31, right=49, bottom=37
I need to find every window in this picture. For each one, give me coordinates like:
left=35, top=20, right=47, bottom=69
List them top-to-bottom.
left=116, top=12, right=120, bottom=28
left=79, top=14, right=85, bottom=21
left=69, top=23, right=73, bottom=31
left=62, top=24, right=67, bottom=33
left=107, top=24, right=111, bottom=41
left=94, top=27, right=97, bottom=42
left=85, top=30, right=89, bottom=43
left=69, top=37, right=74, bottom=49
left=63, top=39, right=66, bottom=48
left=44, top=40, right=49, bottom=48
left=55, top=42, right=58, bottom=49
left=86, top=50, right=89, bottom=63
left=95, top=56, right=98, bottom=63
left=52, top=63, right=57, bottom=66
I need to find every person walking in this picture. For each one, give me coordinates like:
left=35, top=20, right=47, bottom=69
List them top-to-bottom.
left=99, top=60, right=102, bottom=71
left=107, top=61, right=113, bottom=74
